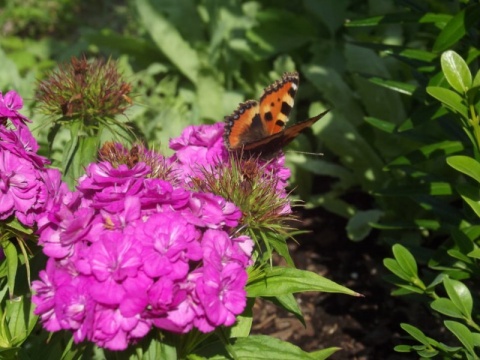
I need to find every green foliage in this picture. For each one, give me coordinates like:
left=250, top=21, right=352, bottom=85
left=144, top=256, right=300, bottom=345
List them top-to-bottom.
left=351, top=1, right=480, bottom=356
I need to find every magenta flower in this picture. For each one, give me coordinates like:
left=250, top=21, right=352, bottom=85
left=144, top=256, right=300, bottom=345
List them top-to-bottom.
left=0, top=90, right=30, bottom=127
left=169, top=123, right=227, bottom=182
left=0, top=149, right=46, bottom=226
left=138, top=212, right=201, bottom=279
left=196, top=262, right=247, bottom=329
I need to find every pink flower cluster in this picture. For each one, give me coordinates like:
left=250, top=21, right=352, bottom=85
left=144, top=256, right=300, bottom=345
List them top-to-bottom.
left=0, top=91, right=64, bottom=226
left=32, top=159, right=253, bottom=350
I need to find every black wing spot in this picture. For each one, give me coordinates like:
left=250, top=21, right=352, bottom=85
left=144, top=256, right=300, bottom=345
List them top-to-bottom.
left=280, top=102, right=292, bottom=116
left=265, top=112, right=273, bottom=121
left=252, top=113, right=263, bottom=129
left=276, top=120, right=285, bottom=127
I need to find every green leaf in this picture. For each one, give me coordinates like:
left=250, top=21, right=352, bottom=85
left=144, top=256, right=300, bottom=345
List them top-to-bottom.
left=136, top=0, right=199, bottom=84
left=433, top=6, right=480, bottom=52
left=247, top=9, right=316, bottom=56
left=345, top=13, right=451, bottom=27
left=441, top=51, right=472, bottom=93
left=196, top=69, right=225, bottom=121
left=366, top=76, right=417, bottom=96
left=426, top=87, right=468, bottom=119
left=364, top=116, right=396, bottom=133
left=388, top=141, right=464, bottom=166
left=447, top=155, right=480, bottom=184
left=375, top=182, right=453, bottom=197
left=455, top=184, right=480, bottom=218
left=346, top=209, right=384, bottom=241
left=3, top=241, right=18, bottom=299
left=392, top=244, right=418, bottom=278
left=468, top=247, right=480, bottom=259
left=383, top=258, right=410, bottom=282
left=246, top=267, right=359, bottom=297
left=443, top=277, right=473, bottom=319
left=264, top=294, right=305, bottom=326
left=5, top=296, right=37, bottom=347
left=228, top=298, right=253, bottom=338
left=431, top=298, right=464, bottom=319
left=444, top=320, right=476, bottom=356
left=400, top=323, right=430, bottom=346
left=193, top=335, right=338, bottom=359
left=231, top=335, right=335, bottom=360
left=142, top=336, right=177, bottom=360
left=394, top=344, right=412, bottom=352
left=417, top=348, right=439, bottom=358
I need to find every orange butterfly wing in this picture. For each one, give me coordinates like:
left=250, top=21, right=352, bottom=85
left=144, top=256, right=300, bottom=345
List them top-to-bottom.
left=224, top=71, right=328, bottom=157
left=259, top=72, right=299, bottom=135
left=241, top=110, right=330, bottom=156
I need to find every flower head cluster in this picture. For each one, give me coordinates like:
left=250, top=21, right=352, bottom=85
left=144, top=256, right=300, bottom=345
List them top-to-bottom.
left=35, top=56, right=133, bottom=122
left=0, top=91, right=65, bottom=227
left=169, top=122, right=292, bottom=215
left=33, top=157, right=252, bottom=350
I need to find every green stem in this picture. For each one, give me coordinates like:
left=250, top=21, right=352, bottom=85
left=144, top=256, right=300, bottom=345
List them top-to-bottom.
left=469, top=104, right=480, bottom=152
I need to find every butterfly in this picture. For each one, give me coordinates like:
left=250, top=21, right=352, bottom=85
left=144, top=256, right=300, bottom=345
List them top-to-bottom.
left=223, top=71, right=329, bottom=158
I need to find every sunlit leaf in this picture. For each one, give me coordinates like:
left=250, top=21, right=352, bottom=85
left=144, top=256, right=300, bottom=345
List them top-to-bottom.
left=433, top=6, right=480, bottom=52
left=441, top=51, right=472, bottom=94
left=366, top=76, right=417, bottom=96
left=426, top=87, right=468, bottom=119
left=447, top=155, right=480, bottom=184
left=392, top=244, right=418, bottom=279
left=246, top=267, right=359, bottom=297
left=443, top=277, right=473, bottom=319
left=431, top=298, right=464, bottom=319
left=444, top=320, right=476, bottom=356
left=401, top=324, right=430, bottom=346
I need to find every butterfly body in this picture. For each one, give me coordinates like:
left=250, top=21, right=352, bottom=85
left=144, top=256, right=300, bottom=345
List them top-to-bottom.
left=224, top=72, right=328, bottom=157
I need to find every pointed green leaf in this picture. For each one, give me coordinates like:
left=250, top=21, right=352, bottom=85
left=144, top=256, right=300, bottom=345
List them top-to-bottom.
left=136, top=0, right=199, bottom=84
left=433, top=6, right=480, bottom=52
left=345, top=13, right=451, bottom=27
left=441, top=51, right=472, bottom=93
left=473, top=70, right=480, bottom=88
left=366, top=76, right=417, bottom=95
left=426, top=87, right=468, bottom=119
left=364, top=116, right=396, bottom=133
left=388, top=141, right=464, bottom=166
left=447, top=155, right=480, bottom=184
left=456, top=184, right=480, bottom=218
left=346, top=209, right=384, bottom=241
left=3, top=241, right=18, bottom=299
left=392, top=244, right=418, bottom=278
left=468, top=247, right=480, bottom=259
left=383, top=258, right=410, bottom=281
left=246, top=267, right=358, bottom=297
left=443, top=277, right=473, bottom=318
left=264, top=294, right=305, bottom=326
left=5, top=296, right=37, bottom=347
left=229, top=298, right=254, bottom=338
left=431, top=298, right=464, bottom=319
left=444, top=320, right=476, bottom=356
left=401, top=324, right=430, bottom=345
left=194, top=335, right=338, bottom=359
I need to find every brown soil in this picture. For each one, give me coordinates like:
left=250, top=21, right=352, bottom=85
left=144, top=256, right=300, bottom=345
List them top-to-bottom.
left=251, top=208, right=439, bottom=360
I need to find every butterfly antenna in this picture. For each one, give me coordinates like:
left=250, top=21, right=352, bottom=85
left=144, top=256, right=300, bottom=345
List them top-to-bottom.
left=285, top=150, right=324, bottom=156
